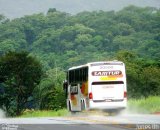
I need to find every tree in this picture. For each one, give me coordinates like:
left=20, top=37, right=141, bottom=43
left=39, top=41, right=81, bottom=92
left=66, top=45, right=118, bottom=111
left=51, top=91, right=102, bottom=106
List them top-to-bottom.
left=0, top=6, right=159, bottom=105
left=47, top=8, right=57, bottom=14
left=0, top=14, right=9, bottom=23
left=0, top=39, right=19, bottom=55
left=115, top=50, right=160, bottom=98
left=0, top=51, right=43, bottom=116
left=115, top=51, right=142, bottom=98
left=141, top=66, right=160, bottom=97
left=33, top=68, right=66, bottom=110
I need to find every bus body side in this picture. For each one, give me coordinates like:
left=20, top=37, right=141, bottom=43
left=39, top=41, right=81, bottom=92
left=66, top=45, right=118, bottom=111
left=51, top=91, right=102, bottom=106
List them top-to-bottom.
left=88, top=62, right=127, bottom=111
left=66, top=66, right=89, bottom=112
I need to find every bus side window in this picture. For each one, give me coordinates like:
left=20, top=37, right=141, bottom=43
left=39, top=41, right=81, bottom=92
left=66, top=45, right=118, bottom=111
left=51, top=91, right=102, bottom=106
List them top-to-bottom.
left=68, top=67, right=88, bottom=84
left=82, top=67, right=88, bottom=82
left=85, top=67, right=88, bottom=81
left=86, top=67, right=88, bottom=81
left=82, top=68, right=85, bottom=82
left=75, top=69, right=78, bottom=83
left=77, top=69, right=80, bottom=82
left=80, top=69, right=82, bottom=82
left=69, top=70, right=73, bottom=83
left=73, top=70, right=75, bottom=83
left=69, top=71, right=71, bottom=83
left=66, top=72, right=69, bottom=82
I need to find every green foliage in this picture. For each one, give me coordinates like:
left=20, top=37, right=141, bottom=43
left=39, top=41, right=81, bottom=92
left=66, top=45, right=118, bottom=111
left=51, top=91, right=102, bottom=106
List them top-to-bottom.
left=0, top=6, right=160, bottom=116
left=0, top=6, right=159, bottom=64
left=47, top=8, right=57, bottom=14
left=0, top=14, right=9, bottom=23
left=116, top=50, right=160, bottom=98
left=0, top=51, right=43, bottom=116
left=141, top=66, right=160, bottom=97
left=33, top=68, right=66, bottom=110
left=128, top=96, right=160, bottom=114
left=19, top=109, right=68, bottom=117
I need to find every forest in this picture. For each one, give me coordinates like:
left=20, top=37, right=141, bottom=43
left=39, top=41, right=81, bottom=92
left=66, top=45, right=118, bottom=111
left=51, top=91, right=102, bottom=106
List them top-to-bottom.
left=0, top=6, right=160, bottom=116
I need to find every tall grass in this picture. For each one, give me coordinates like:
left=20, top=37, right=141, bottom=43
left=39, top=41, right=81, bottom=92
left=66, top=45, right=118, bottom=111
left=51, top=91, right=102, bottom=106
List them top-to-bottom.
left=128, top=96, right=160, bottom=114
left=19, top=109, right=68, bottom=118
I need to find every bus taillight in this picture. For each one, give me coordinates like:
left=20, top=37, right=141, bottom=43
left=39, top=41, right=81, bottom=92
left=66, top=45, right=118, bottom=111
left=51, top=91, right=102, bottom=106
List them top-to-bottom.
left=124, top=91, right=127, bottom=98
left=89, top=92, right=93, bottom=99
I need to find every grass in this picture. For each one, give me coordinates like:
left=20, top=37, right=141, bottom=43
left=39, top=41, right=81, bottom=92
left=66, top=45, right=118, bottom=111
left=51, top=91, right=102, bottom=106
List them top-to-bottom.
left=19, top=96, right=160, bottom=117
left=128, top=96, right=160, bottom=114
left=19, top=109, right=69, bottom=118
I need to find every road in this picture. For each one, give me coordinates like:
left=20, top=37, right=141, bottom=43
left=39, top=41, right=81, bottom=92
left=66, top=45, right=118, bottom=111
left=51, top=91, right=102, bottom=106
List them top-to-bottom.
left=0, top=113, right=160, bottom=130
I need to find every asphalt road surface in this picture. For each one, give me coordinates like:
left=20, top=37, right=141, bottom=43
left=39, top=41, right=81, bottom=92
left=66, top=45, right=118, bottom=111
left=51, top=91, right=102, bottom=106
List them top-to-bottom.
left=0, top=113, right=160, bottom=130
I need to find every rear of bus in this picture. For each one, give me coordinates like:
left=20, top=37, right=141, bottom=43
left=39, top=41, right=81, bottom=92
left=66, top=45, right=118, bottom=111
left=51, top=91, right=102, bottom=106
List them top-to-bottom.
left=88, top=61, right=127, bottom=111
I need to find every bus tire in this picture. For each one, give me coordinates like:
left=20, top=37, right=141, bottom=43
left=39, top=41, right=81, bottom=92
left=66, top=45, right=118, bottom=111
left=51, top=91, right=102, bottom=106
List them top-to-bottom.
left=81, top=100, right=85, bottom=111
left=83, top=100, right=86, bottom=110
left=69, top=101, right=71, bottom=111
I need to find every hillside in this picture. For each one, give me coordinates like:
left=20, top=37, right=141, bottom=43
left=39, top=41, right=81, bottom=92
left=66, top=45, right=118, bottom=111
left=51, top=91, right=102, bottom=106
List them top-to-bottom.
left=0, top=6, right=159, bottom=69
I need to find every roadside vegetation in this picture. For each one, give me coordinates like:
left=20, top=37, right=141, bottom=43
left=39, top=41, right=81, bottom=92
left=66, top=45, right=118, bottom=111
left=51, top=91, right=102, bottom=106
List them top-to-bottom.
left=0, top=6, right=159, bottom=116
left=18, top=96, right=160, bottom=118
left=128, top=96, right=160, bottom=114
left=19, top=109, right=68, bottom=117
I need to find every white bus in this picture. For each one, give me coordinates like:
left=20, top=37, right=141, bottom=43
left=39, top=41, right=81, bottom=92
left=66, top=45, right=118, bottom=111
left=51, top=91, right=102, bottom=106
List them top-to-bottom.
left=63, top=61, right=127, bottom=113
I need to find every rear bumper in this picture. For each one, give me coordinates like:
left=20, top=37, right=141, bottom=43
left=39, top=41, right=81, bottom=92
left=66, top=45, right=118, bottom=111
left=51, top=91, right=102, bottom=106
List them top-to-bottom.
left=89, top=98, right=127, bottom=110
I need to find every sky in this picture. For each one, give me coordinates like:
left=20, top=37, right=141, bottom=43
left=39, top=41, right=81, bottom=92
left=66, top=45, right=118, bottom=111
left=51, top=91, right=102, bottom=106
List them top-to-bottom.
left=0, top=0, right=160, bottom=19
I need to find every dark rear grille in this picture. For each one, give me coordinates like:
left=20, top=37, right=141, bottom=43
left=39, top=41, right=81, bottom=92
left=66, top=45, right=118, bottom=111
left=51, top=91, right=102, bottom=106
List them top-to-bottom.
left=92, top=81, right=124, bottom=85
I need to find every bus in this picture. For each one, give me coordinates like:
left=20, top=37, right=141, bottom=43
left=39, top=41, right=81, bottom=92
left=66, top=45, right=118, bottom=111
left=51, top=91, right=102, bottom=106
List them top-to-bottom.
left=63, top=61, right=127, bottom=113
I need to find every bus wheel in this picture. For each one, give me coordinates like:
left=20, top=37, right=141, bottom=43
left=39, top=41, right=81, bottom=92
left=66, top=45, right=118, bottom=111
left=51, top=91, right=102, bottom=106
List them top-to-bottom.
left=81, top=101, right=85, bottom=111
left=69, top=102, right=71, bottom=111
left=69, top=102, right=76, bottom=115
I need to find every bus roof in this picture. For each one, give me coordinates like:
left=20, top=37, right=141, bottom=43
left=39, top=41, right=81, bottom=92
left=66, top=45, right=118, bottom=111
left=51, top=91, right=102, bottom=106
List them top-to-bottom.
left=68, top=61, right=124, bottom=71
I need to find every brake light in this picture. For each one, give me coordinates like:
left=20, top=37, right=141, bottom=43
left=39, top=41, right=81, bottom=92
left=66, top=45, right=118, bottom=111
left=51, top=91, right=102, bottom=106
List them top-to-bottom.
left=124, top=91, right=127, bottom=98
left=89, top=92, right=93, bottom=99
